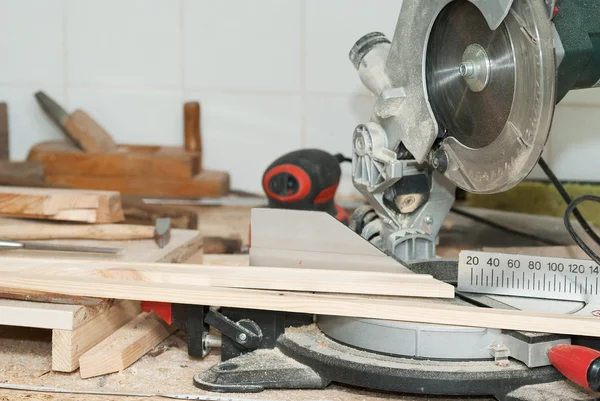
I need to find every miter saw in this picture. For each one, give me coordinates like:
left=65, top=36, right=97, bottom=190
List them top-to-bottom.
left=183, top=1, right=600, bottom=399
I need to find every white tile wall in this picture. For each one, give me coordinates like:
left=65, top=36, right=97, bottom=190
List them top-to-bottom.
left=0, top=0, right=65, bottom=86
left=1, top=0, right=599, bottom=195
left=66, top=0, right=180, bottom=88
left=183, top=0, right=303, bottom=92
left=305, top=0, right=400, bottom=95
left=1, top=86, right=65, bottom=158
left=68, top=88, right=183, bottom=146
left=305, top=95, right=375, bottom=196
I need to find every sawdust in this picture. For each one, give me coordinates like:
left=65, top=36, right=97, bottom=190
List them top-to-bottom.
left=0, top=326, right=495, bottom=400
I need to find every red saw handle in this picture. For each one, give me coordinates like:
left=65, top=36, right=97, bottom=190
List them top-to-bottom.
left=549, top=344, right=600, bottom=391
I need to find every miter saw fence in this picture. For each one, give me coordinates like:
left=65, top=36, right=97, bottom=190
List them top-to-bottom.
left=350, top=0, right=600, bottom=263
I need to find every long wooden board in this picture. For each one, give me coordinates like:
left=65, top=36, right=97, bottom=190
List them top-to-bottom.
left=0, top=186, right=123, bottom=223
left=0, top=257, right=452, bottom=298
left=1, top=271, right=600, bottom=336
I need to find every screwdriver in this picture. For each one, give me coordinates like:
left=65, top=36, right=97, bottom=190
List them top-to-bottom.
left=548, top=344, right=600, bottom=391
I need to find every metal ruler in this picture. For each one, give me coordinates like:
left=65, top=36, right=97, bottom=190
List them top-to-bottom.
left=457, top=250, right=600, bottom=303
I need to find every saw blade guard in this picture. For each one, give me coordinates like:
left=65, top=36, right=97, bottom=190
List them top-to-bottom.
left=350, top=0, right=556, bottom=195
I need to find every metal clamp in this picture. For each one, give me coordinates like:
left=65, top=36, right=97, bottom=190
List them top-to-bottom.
left=204, top=308, right=263, bottom=349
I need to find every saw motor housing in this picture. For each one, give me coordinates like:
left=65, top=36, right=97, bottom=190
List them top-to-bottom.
left=351, top=0, right=600, bottom=261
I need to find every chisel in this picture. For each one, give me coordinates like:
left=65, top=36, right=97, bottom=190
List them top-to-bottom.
left=0, top=239, right=121, bottom=254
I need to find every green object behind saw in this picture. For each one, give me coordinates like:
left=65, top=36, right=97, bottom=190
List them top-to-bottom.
left=554, top=0, right=600, bottom=102
left=465, top=181, right=600, bottom=227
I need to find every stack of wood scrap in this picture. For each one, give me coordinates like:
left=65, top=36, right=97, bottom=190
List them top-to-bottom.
left=0, top=184, right=207, bottom=378
left=0, top=186, right=124, bottom=223
left=0, top=229, right=203, bottom=378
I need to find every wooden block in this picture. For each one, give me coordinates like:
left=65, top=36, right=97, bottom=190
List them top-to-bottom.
left=0, top=103, right=8, bottom=160
left=63, top=110, right=118, bottom=154
left=28, top=140, right=201, bottom=179
left=0, top=161, right=46, bottom=187
left=45, top=170, right=230, bottom=198
left=0, top=186, right=123, bottom=223
left=0, top=298, right=111, bottom=330
left=52, top=300, right=141, bottom=372
left=79, top=311, right=175, bottom=378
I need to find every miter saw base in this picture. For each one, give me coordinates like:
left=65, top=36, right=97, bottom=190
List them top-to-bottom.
left=194, top=325, right=599, bottom=401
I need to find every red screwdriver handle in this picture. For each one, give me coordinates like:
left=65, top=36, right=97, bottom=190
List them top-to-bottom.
left=549, top=344, right=600, bottom=391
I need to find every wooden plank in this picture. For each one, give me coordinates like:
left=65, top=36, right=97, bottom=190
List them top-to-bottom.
left=62, top=110, right=118, bottom=154
left=28, top=140, right=200, bottom=179
left=45, top=169, right=230, bottom=198
left=0, top=186, right=123, bottom=223
left=0, top=218, right=155, bottom=240
left=0, top=229, right=201, bottom=306
left=0, top=256, right=452, bottom=298
left=1, top=272, right=600, bottom=337
left=0, top=298, right=111, bottom=330
left=52, top=300, right=141, bottom=372
left=79, top=311, right=175, bottom=379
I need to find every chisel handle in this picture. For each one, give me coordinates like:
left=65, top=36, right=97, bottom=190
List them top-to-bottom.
left=0, top=223, right=154, bottom=241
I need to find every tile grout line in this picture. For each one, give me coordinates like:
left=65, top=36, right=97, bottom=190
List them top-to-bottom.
left=299, top=0, right=307, bottom=147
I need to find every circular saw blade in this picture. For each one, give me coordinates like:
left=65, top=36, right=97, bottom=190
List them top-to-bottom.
left=423, top=0, right=556, bottom=194
left=426, top=0, right=516, bottom=149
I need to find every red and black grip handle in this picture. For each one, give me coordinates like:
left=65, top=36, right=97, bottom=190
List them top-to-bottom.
left=262, top=149, right=349, bottom=224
